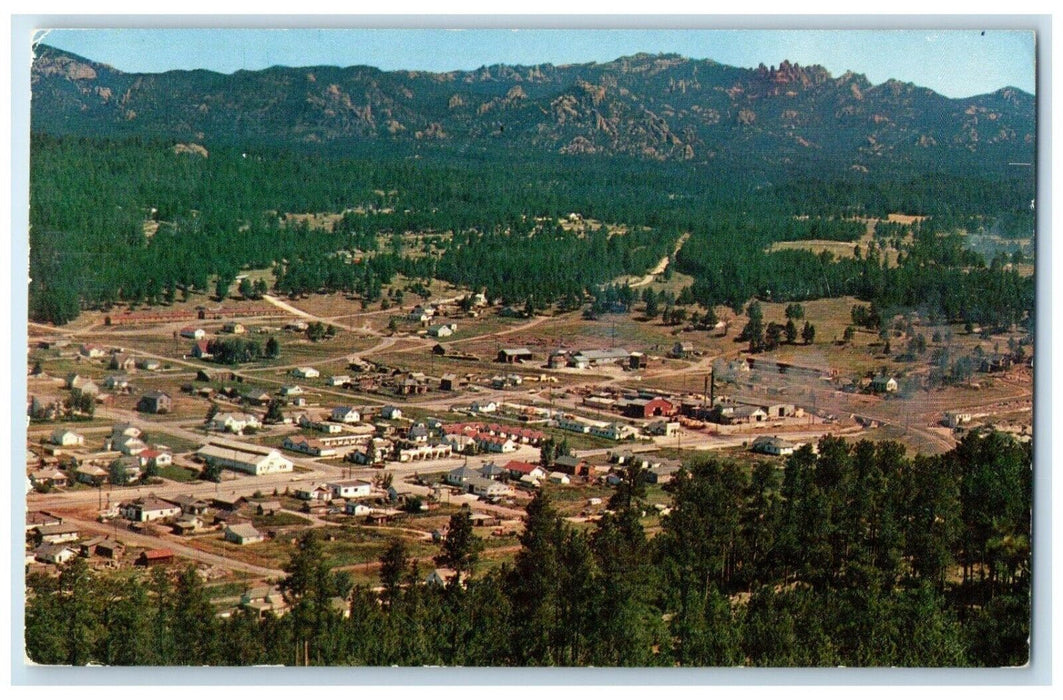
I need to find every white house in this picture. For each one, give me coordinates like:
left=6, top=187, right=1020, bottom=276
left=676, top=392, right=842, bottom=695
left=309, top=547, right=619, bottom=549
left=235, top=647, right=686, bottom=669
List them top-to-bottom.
left=427, top=323, right=457, bottom=338
left=179, top=327, right=206, bottom=340
left=292, top=367, right=320, bottom=379
left=327, top=375, right=351, bottom=387
left=470, top=400, right=498, bottom=414
left=380, top=405, right=403, bottom=420
left=331, top=406, right=361, bottom=423
left=945, top=411, right=973, bottom=428
left=211, top=412, right=262, bottom=434
left=590, top=423, right=638, bottom=441
left=50, top=429, right=84, bottom=447
left=751, top=436, right=797, bottom=457
left=467, top=477, right=514, bottom=499
left=328, top=480, right=372, bottom=499
left=294, top=485, right=333, bottom=502
left=120, top=497, right=183, bottom=522
left=345, top=502, right=372, bottom=516
left=35, top=523, right=81, bottom=544
left=225, top=523, right=265, bottom=545
left=34, top=544, right=78, bottom=565
left=425, top=568, right=466, bottom=587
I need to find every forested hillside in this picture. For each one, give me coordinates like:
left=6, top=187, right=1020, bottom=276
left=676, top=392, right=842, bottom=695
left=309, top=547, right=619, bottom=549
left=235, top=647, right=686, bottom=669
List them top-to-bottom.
left=29, top=133, right=1034, bottom=332
left=26, top=432, right=1031, bottom=667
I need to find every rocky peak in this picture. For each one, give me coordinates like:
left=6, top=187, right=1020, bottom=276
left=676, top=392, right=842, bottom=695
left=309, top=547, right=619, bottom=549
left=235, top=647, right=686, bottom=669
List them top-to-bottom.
left=754, top=59, right=830, bottom=87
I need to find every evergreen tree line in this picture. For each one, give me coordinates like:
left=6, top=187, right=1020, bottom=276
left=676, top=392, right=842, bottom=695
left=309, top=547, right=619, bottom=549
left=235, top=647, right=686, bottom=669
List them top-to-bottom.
left=30, top=134, right=1033, bottom=325
left=677, top=216, right=1033, bottom=330
left=26, top=431, right=1030, bottom=668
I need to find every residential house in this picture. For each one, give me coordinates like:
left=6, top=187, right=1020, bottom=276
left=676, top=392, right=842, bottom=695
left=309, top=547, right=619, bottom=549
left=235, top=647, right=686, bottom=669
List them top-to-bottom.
left=222, top=322, right=246, bottom=334
left=428, top=323, right=456, bottom=338
left=179, top=327, right=206, bottom=340
left=191, top=340, right=213, bottom=359
left=79, top=344, right=106, bottom=359
left=109, top=354, right=138, bottom=373
left=291, top=367, right=320, bottom=379
left=440, top=373, right=457, bottom=391
left=327, top=375, right=351, bottom=387
left=280, top=384, right=305, bottom=397
left=240, top=388, right=272, bottom=405
left=137, top=390, right=173, bottom=414
left=470, top=400, right=498, bottom=414
left=380, top=405, right=403, bottom=420
left=211, top=412, right=262, bottom=434
left=407, top=423, right=430, bottom=443
left=50, top=428, right=84, bottom=447
left=444, top=433, right=476, bottom=453
left=476, top=434, right=516, bottom=453
left=114, top=436, right=149, bottom=456
left=751, top=436, right=798, bottom=457
left=348, top=438, right=392, bottom=466
left=137, top=449, right=173, bottom=470
left=504, top=460, right=547, bottom=481
left=646, top=461, right=683, bottom=485
left=477, top=462, right=509, bottom=480
left=74, top=464, right=108, bottom=486
left=446, top=464, right=479, bottom=487
left=30, top=468, right=69, bottom=488
left=548, top=472, right=571, bottom=485
left=467, top=476, right=514, bottom=499
left=329, top=480, right=373, bottom=500
left=294, top=485, right=333, bottom=503
left=165, top=494, right=211, bottom=516
left=121, top=497, right=183, bottom=522
left=345, top=502, right=372, bottom=517
left=172, top=514, right=207, bottom=535
left=35, top=523, right=81, bottom=545
left=225, top=523, right=265, bottom=545
left=79, top=537, right=123, bottom=559
left=34, top=543, right=78, bottom=565
left=241, top=586, right=290, bottom=618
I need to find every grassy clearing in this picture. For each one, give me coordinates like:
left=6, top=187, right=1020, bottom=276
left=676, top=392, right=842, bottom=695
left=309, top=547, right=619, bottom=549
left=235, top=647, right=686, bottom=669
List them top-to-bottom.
left=156, top=464, right=197, bottom=483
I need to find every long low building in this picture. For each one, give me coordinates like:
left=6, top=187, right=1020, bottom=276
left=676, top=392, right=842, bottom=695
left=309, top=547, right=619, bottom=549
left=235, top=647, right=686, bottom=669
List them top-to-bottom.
left=197, top=444, right=294, bottom=475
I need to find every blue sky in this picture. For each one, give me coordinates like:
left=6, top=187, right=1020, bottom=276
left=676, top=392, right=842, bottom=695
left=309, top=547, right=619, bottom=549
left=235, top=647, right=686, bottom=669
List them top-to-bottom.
left=35, top=27, right=1036, bottom=99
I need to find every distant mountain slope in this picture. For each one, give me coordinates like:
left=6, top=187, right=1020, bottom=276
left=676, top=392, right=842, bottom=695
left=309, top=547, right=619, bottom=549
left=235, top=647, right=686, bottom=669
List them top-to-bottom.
left=30, top=45, right=1035, bottom=176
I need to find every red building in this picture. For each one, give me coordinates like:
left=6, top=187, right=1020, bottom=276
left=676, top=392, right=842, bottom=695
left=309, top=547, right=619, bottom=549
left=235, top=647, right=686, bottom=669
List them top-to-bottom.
left=622, top=397, right=676, bottom=419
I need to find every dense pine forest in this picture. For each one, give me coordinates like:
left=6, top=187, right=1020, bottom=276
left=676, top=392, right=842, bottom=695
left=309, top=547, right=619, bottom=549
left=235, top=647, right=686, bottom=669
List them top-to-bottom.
left=29, top=134, right=1034, bottom=331
left=26, top=432, right=1030, bottom=667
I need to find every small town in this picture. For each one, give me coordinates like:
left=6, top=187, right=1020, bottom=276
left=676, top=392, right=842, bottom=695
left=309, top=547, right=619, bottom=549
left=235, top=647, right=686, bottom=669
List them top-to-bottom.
left=21, top=26, right=1036, bottom=671
left=26, top=281, right=1032, bottom=615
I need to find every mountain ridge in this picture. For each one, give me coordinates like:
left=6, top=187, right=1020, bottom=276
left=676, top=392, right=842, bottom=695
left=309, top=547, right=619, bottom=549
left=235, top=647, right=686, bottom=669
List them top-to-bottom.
left=30, top=44, right=1035, bottom=175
